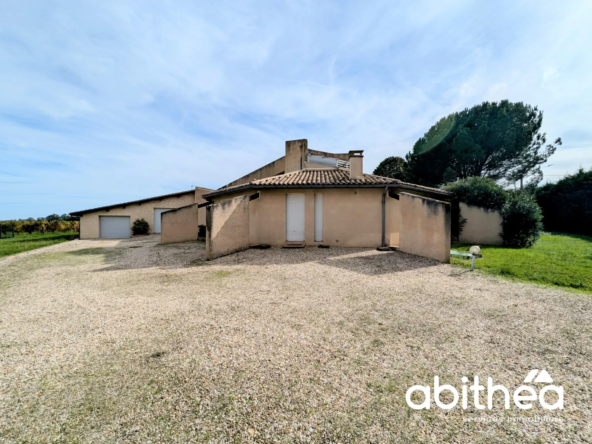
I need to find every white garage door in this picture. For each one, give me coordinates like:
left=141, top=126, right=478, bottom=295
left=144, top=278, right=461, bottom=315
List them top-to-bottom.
left=286, top=194, right=305, bottom=242
left=154, top=208, right=173, bottom=234
left=99, top=216, right=130, bottom=239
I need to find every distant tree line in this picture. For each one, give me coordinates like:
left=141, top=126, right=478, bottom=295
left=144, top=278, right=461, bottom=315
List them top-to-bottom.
left=1, top=214, right=80, bottom=235
left=7, top=214, right=80, bottom=223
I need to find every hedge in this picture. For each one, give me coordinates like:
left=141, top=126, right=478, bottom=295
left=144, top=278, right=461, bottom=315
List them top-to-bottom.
left=536, top=168, right=592, bottom=236
left=444, top=177, right=507, bottom=210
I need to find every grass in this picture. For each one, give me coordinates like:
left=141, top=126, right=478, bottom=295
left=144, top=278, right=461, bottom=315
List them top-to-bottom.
left=0, top=231, right=78, bottom=258
left=452, top=232, right=592, bottom=292
left=189, top=259, right=208, bottom=267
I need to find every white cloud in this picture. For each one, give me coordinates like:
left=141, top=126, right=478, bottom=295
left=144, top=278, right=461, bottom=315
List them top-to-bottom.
left=1, top=0, right=591, bottom=217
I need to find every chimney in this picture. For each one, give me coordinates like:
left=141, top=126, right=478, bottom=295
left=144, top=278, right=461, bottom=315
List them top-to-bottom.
left=285, top=139, right=308, bottom=173
left=349, top=150, right=364, bottom=178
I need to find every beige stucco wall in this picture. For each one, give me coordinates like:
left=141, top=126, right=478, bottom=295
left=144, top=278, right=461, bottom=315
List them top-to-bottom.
left=194, top=187, right=213, bottom=205
left=194, top=187, right=212, bottom=226
left=212, top=187, right=402, bottom=248
left=322, top=188, right=391, bottom=247
left=79, top=192, right=197, bottom=239
left=399, top=193, right=451, bottom=263
left=206, top=195, right=250, bottom=260
left=459, top=202, right=502, bottom=245
left=161, top=204, right=199, bottom=244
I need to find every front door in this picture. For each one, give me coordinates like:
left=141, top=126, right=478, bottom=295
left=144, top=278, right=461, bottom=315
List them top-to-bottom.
left=286, top=194, right=305, bottom=242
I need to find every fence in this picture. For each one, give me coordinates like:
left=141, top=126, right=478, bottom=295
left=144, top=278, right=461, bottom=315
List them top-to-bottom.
left=0, top=223, right=15, bottom=240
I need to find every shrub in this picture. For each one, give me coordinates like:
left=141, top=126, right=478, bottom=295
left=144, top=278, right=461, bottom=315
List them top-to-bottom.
left=536, top=168, right=592, bottom=236
left=444, top=176, right=507, bottom=210
left=500, top=192, right=543, bottom=248
left=132, top=218, right=150, bottom=235
left=37, top=220, right=48, bottom=234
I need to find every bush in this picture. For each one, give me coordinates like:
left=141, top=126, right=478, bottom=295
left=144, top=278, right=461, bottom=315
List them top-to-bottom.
left=536, top=168, right=592, bottom=236
left=444, top=176, right=507, bottom=210
left=500, top=193, right=543, bottom=248
left=132, top=218, right=150, bottom=235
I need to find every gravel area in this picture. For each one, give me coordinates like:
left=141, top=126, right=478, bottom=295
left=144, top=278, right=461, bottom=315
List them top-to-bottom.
left=0, top=235, right=590, bottom=443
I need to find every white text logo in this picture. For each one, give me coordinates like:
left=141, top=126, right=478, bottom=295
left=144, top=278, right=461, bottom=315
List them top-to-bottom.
left=405, top=370, right=563, bottom=411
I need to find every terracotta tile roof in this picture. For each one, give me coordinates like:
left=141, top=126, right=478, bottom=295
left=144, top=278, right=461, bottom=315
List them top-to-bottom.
left=203, top=169, right=450, bottom=199
left=253, top=169, right=394, bottom=186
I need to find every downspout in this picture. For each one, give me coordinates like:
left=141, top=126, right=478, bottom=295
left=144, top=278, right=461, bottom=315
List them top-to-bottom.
left=381, top=185, right=391, bottom=247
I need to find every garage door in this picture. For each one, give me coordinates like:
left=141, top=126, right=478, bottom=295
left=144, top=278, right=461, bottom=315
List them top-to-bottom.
left=154, top=208, right=173, bottom=234
left=99, top=216, right=130, bottom=239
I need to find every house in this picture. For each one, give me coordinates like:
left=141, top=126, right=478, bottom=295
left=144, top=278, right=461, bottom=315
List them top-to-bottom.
left=70, top=139, right=501, bottom=260
left=201, top=140, right=453, bottom=262
left=71, top=187, right=213, bottom=239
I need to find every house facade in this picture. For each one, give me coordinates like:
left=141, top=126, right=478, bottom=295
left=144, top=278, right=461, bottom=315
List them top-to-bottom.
left=202, top=140, right=452, bottom=262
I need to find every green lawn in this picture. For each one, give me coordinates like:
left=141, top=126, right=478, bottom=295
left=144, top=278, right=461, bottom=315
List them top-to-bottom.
left=0, top=232, right=78, bottom=258
left=452, top=233, right=592, bottom=293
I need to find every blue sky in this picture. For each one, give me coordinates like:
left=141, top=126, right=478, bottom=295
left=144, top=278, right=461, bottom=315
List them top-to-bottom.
left=1, top=0, right=591, bottom=219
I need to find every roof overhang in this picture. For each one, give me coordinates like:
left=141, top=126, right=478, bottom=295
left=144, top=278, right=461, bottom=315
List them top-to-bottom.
left=203, top=183, right=451, bottom=200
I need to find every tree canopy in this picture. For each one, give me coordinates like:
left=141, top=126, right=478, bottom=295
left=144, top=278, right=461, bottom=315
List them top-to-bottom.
left=404, top=100, right=561, bottom=187
left=373, top=156, right=407, bottom=180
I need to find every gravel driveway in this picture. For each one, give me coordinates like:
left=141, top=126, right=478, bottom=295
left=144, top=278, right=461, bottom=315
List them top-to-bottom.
left=0, top=235, right=590, bottom=443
